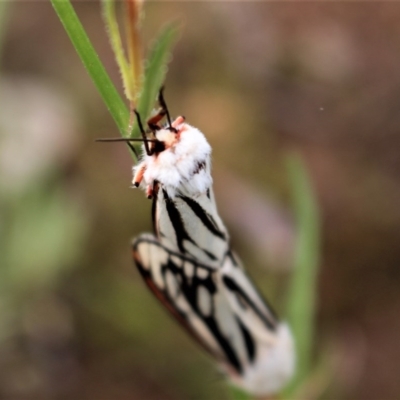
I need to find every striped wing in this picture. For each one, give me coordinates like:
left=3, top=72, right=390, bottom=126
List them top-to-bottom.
left=152, top=186, right=229, bottom=267
left=132, top=234, right=288, bottom=383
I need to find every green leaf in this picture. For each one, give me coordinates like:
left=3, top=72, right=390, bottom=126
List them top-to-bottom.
left=51, top=0, right=129, bottom=136
left=101, top=0, right=133, bottom=102
left=131, top=22, right=180, bottom=140
left=284, top=153, right=321, bottom=395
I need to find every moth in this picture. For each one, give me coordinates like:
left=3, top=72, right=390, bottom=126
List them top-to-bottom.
left=98, top=89, right=295, bottom=396
left=131, top=90, right=230, bottom=267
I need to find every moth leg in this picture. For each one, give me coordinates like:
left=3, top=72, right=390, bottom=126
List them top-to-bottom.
left=147, top=87, right=168, bottom=128
left=147, top=109, right=166, bottom=128
left=134, top=110, right=152, bottom=156
left=126, top=141, right=139, bottom=160
left=133, top=163, right=146, bottom=187
left=146, top=180, right=160, bottom=200
left=146, top=185, right=153, bottom=199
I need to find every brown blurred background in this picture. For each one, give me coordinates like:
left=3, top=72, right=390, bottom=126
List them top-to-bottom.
left=1, top=2, right=400, bottom=399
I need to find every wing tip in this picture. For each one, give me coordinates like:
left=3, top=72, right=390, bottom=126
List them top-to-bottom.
left=228, top=322, right=296, bottom=396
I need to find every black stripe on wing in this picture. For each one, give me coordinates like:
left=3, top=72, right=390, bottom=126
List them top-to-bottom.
left=162, top=190, right=217, bottom=260
left=178, top=195, right=227, bottom=240
left=132, top=235, right=243, bottom=374
left=132, top=238, right=217, bottom=359
left=222, top=275, right=278, bottom=331
left=236, top=317, right=256, bottom=363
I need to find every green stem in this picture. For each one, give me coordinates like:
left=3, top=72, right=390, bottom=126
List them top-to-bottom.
left=285, top=153, right=320, bottom=394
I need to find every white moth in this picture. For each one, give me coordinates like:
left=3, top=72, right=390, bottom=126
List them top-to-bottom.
left=129, top=91, right=295, bottom=396
left=132, top=95, right=229, bottom=266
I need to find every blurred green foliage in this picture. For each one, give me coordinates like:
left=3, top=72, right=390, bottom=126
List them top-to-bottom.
left=4, top=2, right=400, bottom=400
left=0, top=4, right=89, bottom=398
left=2, top=184, right=87, bottom=291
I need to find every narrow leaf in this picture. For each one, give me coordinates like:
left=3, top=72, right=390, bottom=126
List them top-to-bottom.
left=51, top=0, right=129, bottom=136
left=102, top=0, right=134, bottom=103
left=125, top=0, right=143, bottom=101
left=131, top=22, right=180, bottom=139
left=285, top=152, right=320, bottom=394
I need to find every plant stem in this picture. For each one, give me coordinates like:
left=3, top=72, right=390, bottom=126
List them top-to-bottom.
left=285, top=153, right=320, bottom=394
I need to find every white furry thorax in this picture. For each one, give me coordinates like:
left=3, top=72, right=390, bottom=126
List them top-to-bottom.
left=133, top=119, right=212, bottom=198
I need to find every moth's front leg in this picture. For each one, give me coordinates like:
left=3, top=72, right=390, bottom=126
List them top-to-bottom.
left=132, top=162, right=147, bottom=187
left=146, top=184, right=154, bottom=199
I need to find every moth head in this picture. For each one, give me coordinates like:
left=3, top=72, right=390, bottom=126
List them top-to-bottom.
left=151, top=116, right=186, bottom=154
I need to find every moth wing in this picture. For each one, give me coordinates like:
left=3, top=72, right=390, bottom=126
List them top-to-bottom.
left=153, top=188, right=229, bottom=266
left=132, top=234, right=229, bottom=363
left=133, top=234, right=294, bottom=394
left=219, top=253, right=280, bottom=343
left=218, top=254, right=295, bottom=395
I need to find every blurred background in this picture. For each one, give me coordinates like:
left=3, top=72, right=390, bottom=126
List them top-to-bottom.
left=1, top=2, right=400, bottom=399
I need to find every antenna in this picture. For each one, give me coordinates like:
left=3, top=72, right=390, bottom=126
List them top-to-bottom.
left=158, top=87, right=177, bottom=133
left=95, top=137, right=159, bottom=159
